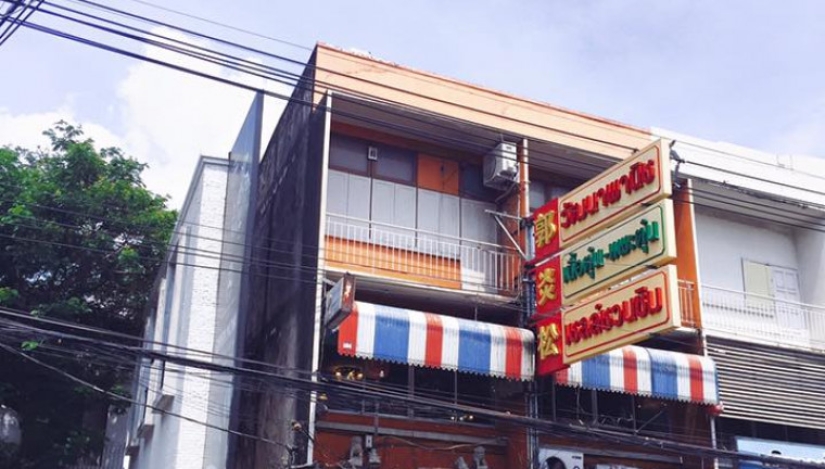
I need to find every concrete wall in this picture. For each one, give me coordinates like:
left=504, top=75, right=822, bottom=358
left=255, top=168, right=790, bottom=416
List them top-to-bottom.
left=233, top=54, right=326, bottom=469
left=207, top=93, right=263, bottom=469
left=131, top=158, right=229, bottom=469
left=694, top=209, right=798, bottom=292
left=794, top=228, right=825, bottom=307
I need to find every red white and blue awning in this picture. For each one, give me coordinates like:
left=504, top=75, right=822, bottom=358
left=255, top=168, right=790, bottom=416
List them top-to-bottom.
left=337, top=302, right=535, bottom=381
left=555, top=345, right=719, bottom=405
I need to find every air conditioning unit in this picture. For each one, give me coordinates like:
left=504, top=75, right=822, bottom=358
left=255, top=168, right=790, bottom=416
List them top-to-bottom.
left=483, top=142, right=518, bottom=190
left=538, top=448, right=584, bottom=469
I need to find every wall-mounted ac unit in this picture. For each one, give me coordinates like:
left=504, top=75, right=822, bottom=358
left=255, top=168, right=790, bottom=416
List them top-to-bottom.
left=483, top=142, right=518, bottom=190
left=538, top=448, right=584, bottom=469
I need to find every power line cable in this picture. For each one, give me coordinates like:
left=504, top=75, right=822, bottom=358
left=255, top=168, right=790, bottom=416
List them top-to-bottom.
left=0, top=0, right=41, bottom=46
left=8, top=0, right=824, bottom=202
left=11, top=0, right=824, bottom=210
left=58, top=0, right=825, bottom=178
left=1, top=314, right=820, bottom=468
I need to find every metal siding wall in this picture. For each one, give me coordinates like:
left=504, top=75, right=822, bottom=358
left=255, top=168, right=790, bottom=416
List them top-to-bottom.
left=707, top=337, right=825, bottom=429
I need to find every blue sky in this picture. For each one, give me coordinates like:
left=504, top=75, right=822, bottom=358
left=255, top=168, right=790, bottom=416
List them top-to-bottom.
left=1, top=0, right=823, bottom=206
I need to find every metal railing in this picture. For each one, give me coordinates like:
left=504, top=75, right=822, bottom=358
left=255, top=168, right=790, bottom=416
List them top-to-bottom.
left=324, top=214, right=521, bottom=294
left=678, top=279, right=698, bottom=328
left=701, top=285, right=825, bottom=351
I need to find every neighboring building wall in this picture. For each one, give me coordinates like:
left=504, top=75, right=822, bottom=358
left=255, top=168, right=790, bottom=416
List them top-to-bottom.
left=234, top=56, right=326, bottom=468
left=208, top=93, right=263, bottom=469
left=130, top=158, right=228, bottom=469
left=694, top=209, right=799, bottom=292
left=794, top=227, right=825, bottom=307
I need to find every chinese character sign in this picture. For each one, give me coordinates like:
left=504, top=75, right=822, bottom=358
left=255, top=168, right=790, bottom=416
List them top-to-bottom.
left=532, top=198, right=560, bottom=261
left=534, top=257, right=562, bottom=315
left=535, top=314, right=566, bottom=375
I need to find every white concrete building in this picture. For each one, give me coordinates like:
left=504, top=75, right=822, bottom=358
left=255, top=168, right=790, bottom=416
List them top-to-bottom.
left=124, top=94, right=263, bottom=469
left=656, top=127, right=825, bottom=452
left=125, top=156, right=230, bottom=469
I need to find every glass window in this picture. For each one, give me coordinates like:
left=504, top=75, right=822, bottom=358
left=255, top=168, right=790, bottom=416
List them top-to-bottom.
left=330, top=135, right=369, bottom=174
left=373, top=145, right=416, bottom=183
left=460, top=164, right=498, bottom=201
left=529, top=180, right=546, bottom=212
left=552, top=385, right=594, bottom=422
left=596, top=392, right=635, bottom=430
left=635, top=397, right=671, bottom=436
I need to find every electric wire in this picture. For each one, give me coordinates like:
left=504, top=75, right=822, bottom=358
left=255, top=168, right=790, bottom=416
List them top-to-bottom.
left=0, top=0, right=41, bottom=46
left=4, top=0, right=824, bottom=458
left=8, top=0, right=825, bottom=197
left=47, top=0, right=825, bottom=188
left=70, top=0, right=825, bottom=188
left=6, top=2, right=824, bottom=216
left=0, top=298, right=816, bottom=456
left=0, top=314, right=818, bottom=468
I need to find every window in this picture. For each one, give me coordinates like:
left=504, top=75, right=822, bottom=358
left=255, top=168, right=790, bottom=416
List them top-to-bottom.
left=329, top=134, right=415, bottom=184
left=330, top=135, right=370, bottom=174
left=372, top=145, right=416, bottom=184
left=460, top=164, right=497, bottom=202
left=529, top=181, right=546, bottom=212
left=742, top=261, right=806, bottom=331
left=743, top=261, right=800, bottom=302
left=321, top=340, right=497, bottom=422
left=541, top=381, right=673, bottom=436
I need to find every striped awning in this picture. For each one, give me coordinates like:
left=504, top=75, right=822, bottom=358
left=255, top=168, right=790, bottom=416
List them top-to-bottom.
left=337, top=302, right=534, bottom=381
left=554, top=346, right=719, bottom=404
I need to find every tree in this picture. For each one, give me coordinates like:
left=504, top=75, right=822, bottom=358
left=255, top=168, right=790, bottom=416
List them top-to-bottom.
left=0, top=122, right=177, bottom=468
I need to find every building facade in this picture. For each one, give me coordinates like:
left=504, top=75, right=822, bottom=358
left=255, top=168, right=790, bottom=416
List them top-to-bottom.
left=229, top=44, right=758, bottom=469
left=125, top=45, right=825, bottom=469
left=126, top=95, right=264, bottom=469
left=658, top=129, right=825, bottom=465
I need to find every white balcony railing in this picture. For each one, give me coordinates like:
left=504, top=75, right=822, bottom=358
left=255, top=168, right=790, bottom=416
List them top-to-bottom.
left=325, top=214, right=521, bottom=294
left=701, top=285, right=825, bottom=351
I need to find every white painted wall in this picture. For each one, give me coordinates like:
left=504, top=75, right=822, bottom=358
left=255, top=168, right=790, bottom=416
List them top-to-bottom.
left=653, top=127, right=825, bottom=207
left=129, top=157, right=230, bottom=469
left=694, top=209, right=799, bottom=292
left=794, top=228, right=825, bottom=307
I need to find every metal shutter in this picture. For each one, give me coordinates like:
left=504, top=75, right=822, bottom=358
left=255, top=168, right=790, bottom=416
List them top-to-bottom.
left=707, top=337, right=825, bottom=429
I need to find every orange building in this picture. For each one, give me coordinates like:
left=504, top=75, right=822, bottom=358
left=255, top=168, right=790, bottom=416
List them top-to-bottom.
left=232, top=44, right=720, bottom=469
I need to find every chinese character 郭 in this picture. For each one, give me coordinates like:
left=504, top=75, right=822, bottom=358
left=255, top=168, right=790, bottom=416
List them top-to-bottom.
left=534, top=211, right=557, bottom=250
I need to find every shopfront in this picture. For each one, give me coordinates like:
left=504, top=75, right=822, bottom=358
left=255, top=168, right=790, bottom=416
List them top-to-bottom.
left=317, top=300, right=535, bottom=468
left=537, top=344, right=720, bottom=469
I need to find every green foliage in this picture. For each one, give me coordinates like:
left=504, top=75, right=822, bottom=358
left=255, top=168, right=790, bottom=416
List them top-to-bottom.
left=0, top=121, right=177, bottom=468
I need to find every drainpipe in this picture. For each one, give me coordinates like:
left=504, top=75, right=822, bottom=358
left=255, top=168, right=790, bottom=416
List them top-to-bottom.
left=519, top=138, right=540, bottom=469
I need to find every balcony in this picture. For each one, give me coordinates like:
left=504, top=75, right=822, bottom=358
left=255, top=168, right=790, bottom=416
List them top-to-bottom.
left=324, top=214, right=522, bottom=295
left=701, top=285, right=825, bottom=352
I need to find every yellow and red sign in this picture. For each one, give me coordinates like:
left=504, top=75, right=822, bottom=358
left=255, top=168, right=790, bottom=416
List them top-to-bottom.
left=532, top=139, right=671, bottom=262
left=534, top=199, right=676, bottom=315
left=535, top=264, right=681, bottom=375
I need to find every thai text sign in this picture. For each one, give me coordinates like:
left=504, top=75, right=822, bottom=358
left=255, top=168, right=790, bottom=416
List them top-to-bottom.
left=533, top=139, right=671, bottom=262
left=534, top=200, right=676, bottom=315
left=534, top=264, right=681, bottom=375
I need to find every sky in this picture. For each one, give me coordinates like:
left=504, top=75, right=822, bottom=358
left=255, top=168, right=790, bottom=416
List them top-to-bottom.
left=0, top=0, right=823, bottom=207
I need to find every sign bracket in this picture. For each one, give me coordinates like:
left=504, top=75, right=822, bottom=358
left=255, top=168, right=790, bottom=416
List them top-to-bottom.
left=485, top=209, right=527, bottom=260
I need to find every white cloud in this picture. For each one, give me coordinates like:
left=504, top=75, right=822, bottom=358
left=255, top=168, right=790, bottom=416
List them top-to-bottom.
left=0, top=27, right=288, bottom=208
left=116, top=27, right=289, bottom=206
left=0, top=106, right=124, bottom=152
